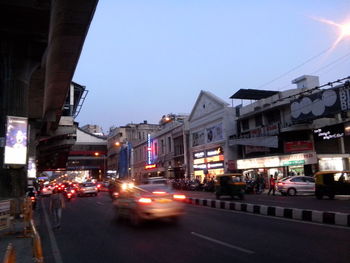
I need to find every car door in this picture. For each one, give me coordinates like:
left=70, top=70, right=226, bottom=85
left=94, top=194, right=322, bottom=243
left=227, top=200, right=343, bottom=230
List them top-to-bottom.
left=290, top=177, right=307, bottom=193
left=303, top=177, right=315, bottom=193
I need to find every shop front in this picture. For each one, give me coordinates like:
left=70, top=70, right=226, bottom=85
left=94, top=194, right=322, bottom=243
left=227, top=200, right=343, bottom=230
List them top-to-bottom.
left=192, top=146, right=225, bottom=181
left=237, top=152, right=318, bottom=181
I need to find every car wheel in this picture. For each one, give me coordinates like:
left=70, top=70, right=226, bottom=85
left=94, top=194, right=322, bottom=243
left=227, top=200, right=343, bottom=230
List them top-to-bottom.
left=287, top=188, right=297, bottom=196
left=315, top=191, right=323, bottom=200
left=328, top=193, right=335, bottom=200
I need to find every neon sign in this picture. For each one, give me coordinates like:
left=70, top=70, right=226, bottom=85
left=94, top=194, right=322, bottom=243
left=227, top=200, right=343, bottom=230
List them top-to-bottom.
left=147, top=134, right=152, bottom=165
left=145, top=164, right=156, bottom=170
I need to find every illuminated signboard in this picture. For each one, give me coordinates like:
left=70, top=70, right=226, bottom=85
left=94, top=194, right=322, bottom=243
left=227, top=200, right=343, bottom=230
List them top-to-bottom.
left=4, top=116, right=28, bottom=165
left=313, top=124, right=344, bottom=141
left=147, top=134, right=153, bottom=165
left=206, top=147, right=223, bottom=157
left=193, top=151, right=205, bottom=159
left=206, top=155, right=224, bottom=163
left=27, top=157, right=36, bottom=179
left=193, top=158, right=206, bottom=164
left=207, top=162, right=224, bottom=169
left=145, top=164, right=156, bottom=170
left=194, top=164, right=207, bottom=170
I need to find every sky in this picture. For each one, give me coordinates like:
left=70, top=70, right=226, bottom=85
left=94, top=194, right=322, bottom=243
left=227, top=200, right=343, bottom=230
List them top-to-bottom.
left=73, top=0, right=350, bottom=134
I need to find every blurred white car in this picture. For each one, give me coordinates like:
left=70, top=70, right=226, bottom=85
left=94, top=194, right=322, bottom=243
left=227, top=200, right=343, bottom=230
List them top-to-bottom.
left=277, top=176, right=315, bottom=196
left=114, top=179, right=185, bottom=225
left=78, top=182, right=98, bottom=196
left=41, top=185, right=53, bottom=196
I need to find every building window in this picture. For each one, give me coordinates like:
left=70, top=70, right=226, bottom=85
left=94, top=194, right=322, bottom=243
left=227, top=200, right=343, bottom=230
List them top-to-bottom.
left=266, top=110, right=280, bottom=124
left=255, top=114, right=263, bottom=127
left=242, top=119, right=249, bottom=130
left=168, top=137, right=171, bottom=152
left=161, top=139, right=165, bottom=154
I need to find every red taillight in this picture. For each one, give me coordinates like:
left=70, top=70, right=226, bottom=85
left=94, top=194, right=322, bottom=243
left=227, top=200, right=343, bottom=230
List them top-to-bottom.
left=97, top=184, right=101, bottom=188
left=71, top=190, right=75, bottom=193
left=152, top=191, right=167, bottom=195
left=113, top=192, right=119, bottom=197
left=67, top=193, right=72, bottom=197
left=173, top=194, right=186, bottom=200
left=30, top=197, right=35, bottom=200
left=138, top=197, right=152, bottom=204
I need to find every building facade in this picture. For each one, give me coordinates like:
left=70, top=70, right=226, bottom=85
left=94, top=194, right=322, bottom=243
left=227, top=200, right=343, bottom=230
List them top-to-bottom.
left=188, top=91, right=238, bottom=182
left=132, top=114, right=188, bottom=181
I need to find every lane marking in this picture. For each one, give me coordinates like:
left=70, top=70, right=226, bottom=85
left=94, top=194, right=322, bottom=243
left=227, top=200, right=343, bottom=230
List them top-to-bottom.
left=41, top=199, right=64, bottom=263
left=96, top=201, right=104, bottom=205
left=186, top=204, right=350, bottom=230
left=191, top=232, right=255, bottom=254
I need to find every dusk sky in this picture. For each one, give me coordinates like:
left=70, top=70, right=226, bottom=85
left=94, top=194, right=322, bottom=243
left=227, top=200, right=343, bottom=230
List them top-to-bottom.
left=73, top=0, right=350, bottom=134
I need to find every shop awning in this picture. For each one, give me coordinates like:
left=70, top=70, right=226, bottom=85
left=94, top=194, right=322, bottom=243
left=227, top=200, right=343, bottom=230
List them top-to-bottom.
left=229, top=136, right=278, bottom=148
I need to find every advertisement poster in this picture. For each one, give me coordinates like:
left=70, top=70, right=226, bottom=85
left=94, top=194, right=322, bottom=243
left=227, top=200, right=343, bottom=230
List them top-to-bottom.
left=4, top=116, right=28, bottom=165
left=206, top=123, right=223, bottom=143
left=192, top=130, right=205, bottom=147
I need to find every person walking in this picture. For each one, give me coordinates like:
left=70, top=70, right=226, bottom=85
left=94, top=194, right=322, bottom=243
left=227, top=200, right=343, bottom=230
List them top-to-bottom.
left=267, top=175, right=276, bottom=196
left=49, top=188, right=65, bottom=229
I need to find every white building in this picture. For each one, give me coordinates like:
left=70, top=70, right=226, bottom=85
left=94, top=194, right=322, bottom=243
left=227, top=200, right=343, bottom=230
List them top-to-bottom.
left=188, top=90, right=238, bottom=181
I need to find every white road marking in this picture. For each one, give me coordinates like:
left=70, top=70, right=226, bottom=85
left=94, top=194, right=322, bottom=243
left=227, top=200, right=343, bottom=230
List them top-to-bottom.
left=41, top=199, right=64, bottom=263
left=96, top=201, right=104, bottom=205
left=186, top=204, right=350, bottom=230
left=191, top=232, right=255, bottom=254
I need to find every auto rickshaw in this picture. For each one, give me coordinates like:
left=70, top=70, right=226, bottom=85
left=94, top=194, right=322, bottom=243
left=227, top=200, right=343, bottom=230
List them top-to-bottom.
left=314, top=171, right=350, bottom=199
left=215, top=173, right=246, bottom=200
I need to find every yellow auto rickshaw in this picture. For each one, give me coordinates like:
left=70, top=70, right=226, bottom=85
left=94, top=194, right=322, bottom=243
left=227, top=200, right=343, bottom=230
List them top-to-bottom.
left=314, top=171, right=350, bottom=199
left=215, top=173, right=246, bottom=200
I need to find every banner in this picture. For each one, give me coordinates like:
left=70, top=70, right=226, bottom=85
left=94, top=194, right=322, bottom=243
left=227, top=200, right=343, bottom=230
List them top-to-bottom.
left=291, top=83, right=350, bottom=122
left=4, top=116, right=28, bottom=165
left=206, top=123, right=223, bottom=143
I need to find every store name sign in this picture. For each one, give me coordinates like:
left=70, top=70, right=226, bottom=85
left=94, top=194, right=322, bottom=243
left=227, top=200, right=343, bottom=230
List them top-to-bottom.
left=314, top=128, right=344, bottom=140
left=147, top=134, right=153, bottom=165
left=206, top=147, right=223, bottom=157
left=193, top=151, right=205, bottom=159
left=237, top=152, right=317, bottom=169
left=207, top=162, right=224, bottom=169
left=145, top=164, right=156, bottom=170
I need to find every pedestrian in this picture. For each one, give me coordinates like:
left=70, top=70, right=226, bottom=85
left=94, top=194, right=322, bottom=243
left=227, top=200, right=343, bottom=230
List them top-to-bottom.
left=267, top=175, right=276, bottom=196
left=49, top=188, right=65, bottom=229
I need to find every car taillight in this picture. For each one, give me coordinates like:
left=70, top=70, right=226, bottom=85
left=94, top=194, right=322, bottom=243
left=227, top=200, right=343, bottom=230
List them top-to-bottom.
left=97, top=184, right=101, bottom=188
left=71, top=190, right=75, bottom=193
left=113, top=192, right=119, bottom=197
left=173, top=194, right=186, bottom=200
left=30, top=197, right=35, bottom=200
left=138, top=197, right=152, bottom=204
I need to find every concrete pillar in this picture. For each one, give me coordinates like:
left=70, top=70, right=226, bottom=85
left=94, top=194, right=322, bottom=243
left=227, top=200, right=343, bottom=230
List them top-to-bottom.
left=0, top=39, right=42, bottom=198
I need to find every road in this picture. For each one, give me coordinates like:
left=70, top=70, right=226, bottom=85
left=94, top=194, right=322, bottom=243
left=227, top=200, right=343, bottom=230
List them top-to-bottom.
left=37, top=192, right=350, bottom=263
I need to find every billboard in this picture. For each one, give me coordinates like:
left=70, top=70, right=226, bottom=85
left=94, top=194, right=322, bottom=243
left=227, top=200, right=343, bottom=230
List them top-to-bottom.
left=290, top=82, right=350, bottom=122
left=4, top=116, right=28, bottom=165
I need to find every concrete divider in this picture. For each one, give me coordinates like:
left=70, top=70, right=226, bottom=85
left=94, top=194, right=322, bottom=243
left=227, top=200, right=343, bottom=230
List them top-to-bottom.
left=184, top=198, right=350, bottom=227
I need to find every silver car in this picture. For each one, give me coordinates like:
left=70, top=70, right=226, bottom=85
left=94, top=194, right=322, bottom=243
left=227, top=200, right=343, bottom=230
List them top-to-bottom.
left=277, top=176, right=315, bottom=196
left=114, top=181, right=185, bottom=226
left=78, top=182, right=98, bottom=196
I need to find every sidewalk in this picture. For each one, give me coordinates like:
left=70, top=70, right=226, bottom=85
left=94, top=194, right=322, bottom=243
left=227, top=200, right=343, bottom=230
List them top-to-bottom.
left=0, top=201, right=43, bottom=263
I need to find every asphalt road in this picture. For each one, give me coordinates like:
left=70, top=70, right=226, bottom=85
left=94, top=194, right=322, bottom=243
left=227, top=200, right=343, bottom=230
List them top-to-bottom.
left=38, top=192, right=350, bottom=263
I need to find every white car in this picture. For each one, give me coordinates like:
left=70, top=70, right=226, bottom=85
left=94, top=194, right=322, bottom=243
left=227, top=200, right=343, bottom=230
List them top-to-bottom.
left=277, top=176, right=315, bottom=196
left=78, top=182, right=98, bottom=196
left=41, top=185, right=53, bottom=196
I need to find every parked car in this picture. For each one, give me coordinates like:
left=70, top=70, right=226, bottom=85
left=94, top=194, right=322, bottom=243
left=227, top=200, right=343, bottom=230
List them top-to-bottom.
left=315, top=171, right=350, bottom=199
left=277, top=176, right=315, bottom=196
left=114, top=178, right=185, bottom=226
left=77, top=182, right=98, bottom=197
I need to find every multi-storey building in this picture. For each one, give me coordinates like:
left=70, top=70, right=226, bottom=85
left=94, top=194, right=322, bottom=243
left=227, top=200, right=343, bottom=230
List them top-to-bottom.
left=230, top=75, right=350, bottom=181
left=188, top=91, right=238, bottom=181
left=132, top=114, right=188, bottom=181
left=107, top=121, right=160, bottom=173
left=81, top=124, right=105, bottom=136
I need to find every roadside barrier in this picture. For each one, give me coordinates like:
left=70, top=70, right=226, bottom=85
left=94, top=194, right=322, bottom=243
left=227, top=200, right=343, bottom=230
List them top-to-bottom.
left=185, top=197, right=350, bottom=227
left=30, top=219, right=44, bottom=263
left=2, top=243, right=16, bottom=263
